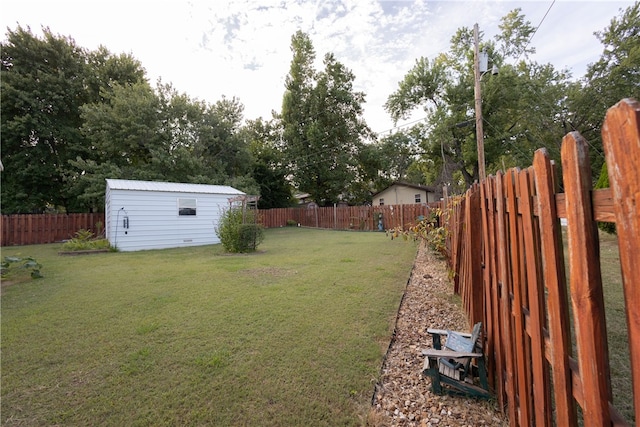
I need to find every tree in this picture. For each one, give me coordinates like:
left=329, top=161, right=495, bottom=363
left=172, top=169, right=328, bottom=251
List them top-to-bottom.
left=567, top=3, right=640, bottom=176
left=385, top=9, right=571, bottom=188
left=2, top=25, right=260, bottom=213
left=1, top=26, right=148, bottom=213
left=1, top=27, right=91, bottom=213
left=280, top=32, right=371, bottom=206
left=66, top=80, right=163, bottom=210
left=245, top=118, right=293, bottom=209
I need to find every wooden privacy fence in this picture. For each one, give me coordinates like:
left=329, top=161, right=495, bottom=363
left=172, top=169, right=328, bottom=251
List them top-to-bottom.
left=442, top=99, right=639, bottom=426
left=258, top=203, right=437, bottom=231
left=1, top=213, right=105, bottom=246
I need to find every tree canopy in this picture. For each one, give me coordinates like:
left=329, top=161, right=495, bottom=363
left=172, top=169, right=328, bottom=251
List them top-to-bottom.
left=385, top=5, right=639, bottom=192
left=2, top=6, right=637, bottom=213
left=1, top=26, right=258, bottom=213
left=280, top=31, right=372, bottom=206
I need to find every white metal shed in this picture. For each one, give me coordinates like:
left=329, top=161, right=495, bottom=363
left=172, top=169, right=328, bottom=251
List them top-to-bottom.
left=105, top=179, right=244, bottom=252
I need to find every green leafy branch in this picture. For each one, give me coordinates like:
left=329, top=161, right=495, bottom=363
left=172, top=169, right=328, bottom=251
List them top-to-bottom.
left=387, top=198, right=462, bottom=258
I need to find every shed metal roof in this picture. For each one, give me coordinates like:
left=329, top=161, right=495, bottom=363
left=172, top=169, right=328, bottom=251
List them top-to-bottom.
left=106, top=179, right=245, bottom=195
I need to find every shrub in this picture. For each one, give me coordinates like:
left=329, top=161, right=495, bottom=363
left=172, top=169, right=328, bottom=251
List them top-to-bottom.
left=386, top=203, right=456, bottom=259
left=216, top=208, right=264, bottom=253
left=237, top=224, right=265, bottom=252
left=61, top=229, right=112, bottom=251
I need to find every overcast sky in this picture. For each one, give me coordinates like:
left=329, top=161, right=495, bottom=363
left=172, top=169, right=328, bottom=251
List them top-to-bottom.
left=1, top=0, right=633, bottom=135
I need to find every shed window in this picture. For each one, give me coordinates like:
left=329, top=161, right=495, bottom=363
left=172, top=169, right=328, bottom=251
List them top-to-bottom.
left=415, top=194, right=421, bottom=203
left=178, top=198, right=197, bottom=216
left=379, top=198, right=384, bottom=206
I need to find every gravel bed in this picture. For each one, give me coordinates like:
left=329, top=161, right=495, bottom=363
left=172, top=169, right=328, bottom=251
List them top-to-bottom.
left=367, top=241, right=508, bottom=426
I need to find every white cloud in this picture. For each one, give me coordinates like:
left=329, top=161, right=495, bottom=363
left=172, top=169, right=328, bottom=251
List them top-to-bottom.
left=1, top=0, right=634, bottom=133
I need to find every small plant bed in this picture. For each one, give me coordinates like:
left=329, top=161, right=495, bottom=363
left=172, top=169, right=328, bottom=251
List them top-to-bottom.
left=58, top=229, right=113, bottom=255
left=1, top=256, right=43, bottom=279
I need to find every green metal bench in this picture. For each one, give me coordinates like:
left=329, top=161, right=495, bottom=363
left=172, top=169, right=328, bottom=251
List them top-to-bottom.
left=421, top=322, right=490, bottom=398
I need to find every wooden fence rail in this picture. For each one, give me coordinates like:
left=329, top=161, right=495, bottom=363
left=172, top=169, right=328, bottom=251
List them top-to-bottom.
left=442, top=98, right=639, bottom=426
left=1, top=213, right=105, bottom=246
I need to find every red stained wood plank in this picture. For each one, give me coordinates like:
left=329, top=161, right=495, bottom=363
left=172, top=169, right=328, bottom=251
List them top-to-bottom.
left=601, top=98, right=640, bottom=424
left=561, top=132, right=611, bottom=427
left=533, top=148, right=578, bottom=427
left=505, top=168, right=533, bottom=427
left=518, top=168, right=552, bottom=427
left=494, top=172, right=519, bottom=424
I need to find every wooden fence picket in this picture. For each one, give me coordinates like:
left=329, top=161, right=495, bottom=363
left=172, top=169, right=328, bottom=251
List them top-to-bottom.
left=601, top=98, right=640, bottom=423
left=562, top=132, right=612, bottom=426
left=533, top=148, right=577, bottom=427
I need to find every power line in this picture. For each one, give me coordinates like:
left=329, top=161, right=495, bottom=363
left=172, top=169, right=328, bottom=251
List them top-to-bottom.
left=514, top=0, right=556, bottom=64
left=372, top=116, right=427, bottom=137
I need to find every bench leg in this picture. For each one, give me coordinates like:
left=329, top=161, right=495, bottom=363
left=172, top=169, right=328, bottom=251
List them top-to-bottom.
left=426, top=357, right=443, bottom=394
left=477, top=357, right=489, bottom=391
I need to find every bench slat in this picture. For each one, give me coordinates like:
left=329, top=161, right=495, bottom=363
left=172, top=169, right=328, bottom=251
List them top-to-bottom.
left=422, top=349, right=483, bottom=358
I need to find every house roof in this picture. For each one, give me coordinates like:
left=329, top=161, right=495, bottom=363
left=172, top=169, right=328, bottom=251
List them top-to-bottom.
left=106, top=179, right=244, bottom=195
left=371, top=181, right=440, bottom=198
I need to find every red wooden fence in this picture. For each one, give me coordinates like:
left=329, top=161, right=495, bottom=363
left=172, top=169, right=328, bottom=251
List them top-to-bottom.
left=441, top=99, right=639, bottom=426
left=258, top=203, right=437, bottom=231
left=1, top=213, right=105, bottom=246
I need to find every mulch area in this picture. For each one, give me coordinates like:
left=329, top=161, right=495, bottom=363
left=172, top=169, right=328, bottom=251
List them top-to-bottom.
left=367, top=241, right=508, bottom=426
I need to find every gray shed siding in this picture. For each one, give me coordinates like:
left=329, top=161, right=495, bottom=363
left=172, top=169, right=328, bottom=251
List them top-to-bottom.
left=105, top=179, right=244, bottom=252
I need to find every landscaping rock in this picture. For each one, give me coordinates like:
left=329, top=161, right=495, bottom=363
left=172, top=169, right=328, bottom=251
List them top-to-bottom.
left=368, top=241, right=508, bottom=426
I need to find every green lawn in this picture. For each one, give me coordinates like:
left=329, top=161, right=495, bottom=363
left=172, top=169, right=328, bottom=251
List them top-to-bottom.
left=1, top=228, right=418, bottom=426
left=597, top=230, right=633, bottom=423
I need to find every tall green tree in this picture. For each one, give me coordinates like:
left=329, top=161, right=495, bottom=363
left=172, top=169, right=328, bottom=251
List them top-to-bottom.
left=567, top=3, right=640, bottom=176
left=385, top=9, right=571, bottom=188
left=1, top=26, right=148, bottom=213
left=1, top=27, right=91, bottom=213
left=281, top=32, right=371, bottom=206
left=67, top=81, right=179, bottom=209
left=72, top=84, right=257, bottom=210
left=245, top=118, right=293, bottom=209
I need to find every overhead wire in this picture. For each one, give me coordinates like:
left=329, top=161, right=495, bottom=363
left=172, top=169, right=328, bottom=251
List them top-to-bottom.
left=513, top=0, right=556, bottom=65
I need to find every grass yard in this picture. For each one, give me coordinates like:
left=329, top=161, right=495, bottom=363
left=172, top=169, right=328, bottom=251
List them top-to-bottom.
left=1, top=228, right=418, bottom=426
left=596, top=230, right=634, bottom=423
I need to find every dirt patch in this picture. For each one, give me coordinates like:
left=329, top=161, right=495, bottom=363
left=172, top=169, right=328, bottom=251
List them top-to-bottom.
left=368, top=241, right=508, bottom=426
left=58, top=249, right=110, bottom=256
left=239, top=267, right=297, bottom=279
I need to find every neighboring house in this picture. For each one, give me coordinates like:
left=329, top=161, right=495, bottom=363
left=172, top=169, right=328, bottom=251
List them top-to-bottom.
left=105, top=179, right=244, bottom=252
left=372, top=182, right=441, bottom=206
left=294, top=192, right=312, bottom=205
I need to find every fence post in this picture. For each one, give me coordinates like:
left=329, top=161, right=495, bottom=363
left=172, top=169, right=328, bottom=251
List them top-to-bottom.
left=601, top=98, right=640, bottom=422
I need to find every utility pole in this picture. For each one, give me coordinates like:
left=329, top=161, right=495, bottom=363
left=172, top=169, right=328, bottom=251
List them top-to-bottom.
left=473, top=23, right=486, bottom=182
